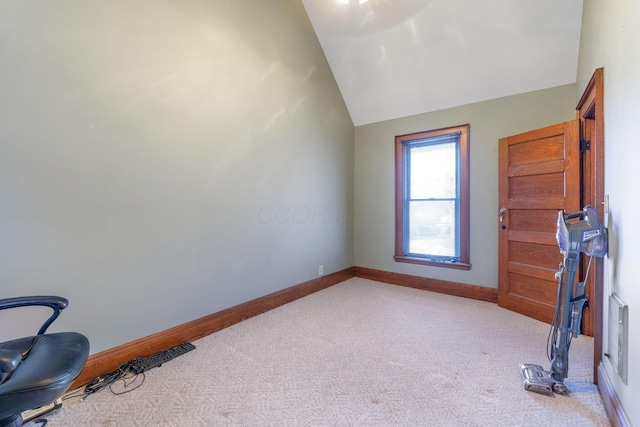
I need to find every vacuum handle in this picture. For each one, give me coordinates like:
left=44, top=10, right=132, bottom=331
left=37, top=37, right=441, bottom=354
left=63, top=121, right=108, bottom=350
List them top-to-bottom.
left=563, top=211, right=585, bottom=221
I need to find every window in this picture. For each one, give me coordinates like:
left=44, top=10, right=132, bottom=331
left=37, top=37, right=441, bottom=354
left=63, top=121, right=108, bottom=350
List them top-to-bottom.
left=394, top=124, right=470, bottom=270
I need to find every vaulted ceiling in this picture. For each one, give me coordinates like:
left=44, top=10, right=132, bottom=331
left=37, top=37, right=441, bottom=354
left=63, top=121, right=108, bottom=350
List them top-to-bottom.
left=301, top=0, right=583, bottom=126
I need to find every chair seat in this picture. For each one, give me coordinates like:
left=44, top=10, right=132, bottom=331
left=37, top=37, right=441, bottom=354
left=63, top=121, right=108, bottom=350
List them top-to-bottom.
left=0, top=332, right=89, bottom=421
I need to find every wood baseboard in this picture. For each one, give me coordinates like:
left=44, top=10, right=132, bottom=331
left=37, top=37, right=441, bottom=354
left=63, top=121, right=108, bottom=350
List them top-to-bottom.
left=72, top=266, right=497, bottom=389
left=354, top=266, right=498, bottom=303
left=71, top=267, right=356, bottom=389
left=72, top=267, right=627, bottom=426
left=597, top=362, right=631, bottom=427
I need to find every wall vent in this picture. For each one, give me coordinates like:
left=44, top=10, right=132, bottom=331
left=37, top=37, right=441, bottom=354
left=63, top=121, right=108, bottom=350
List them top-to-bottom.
left=607, top=294, right=629, bottom=384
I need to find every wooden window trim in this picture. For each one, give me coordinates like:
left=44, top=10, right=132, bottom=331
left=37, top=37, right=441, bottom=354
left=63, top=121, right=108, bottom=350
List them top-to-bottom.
left=394, top=124, right=471, bottom=270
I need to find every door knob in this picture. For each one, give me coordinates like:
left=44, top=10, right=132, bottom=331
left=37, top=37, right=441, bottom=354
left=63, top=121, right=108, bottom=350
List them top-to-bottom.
left=499, top=208, right=506, bottom=229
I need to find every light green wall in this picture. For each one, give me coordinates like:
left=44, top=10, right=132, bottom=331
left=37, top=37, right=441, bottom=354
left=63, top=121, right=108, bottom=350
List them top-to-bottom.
left=0, top=0, right=354, bottom=353
left=577, top=1, right=640, bottom=424
left=4, top=5, right=633, bottom=423
left=354, top=85, right=576, bottom=287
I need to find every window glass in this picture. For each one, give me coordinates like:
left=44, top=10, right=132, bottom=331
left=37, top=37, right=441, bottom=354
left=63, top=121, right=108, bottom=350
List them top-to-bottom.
left=394, top=125, right=470, bottom=270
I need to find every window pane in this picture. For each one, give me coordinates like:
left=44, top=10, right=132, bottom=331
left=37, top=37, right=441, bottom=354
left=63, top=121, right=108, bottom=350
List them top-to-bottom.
left=394, top=124, right=469, bottom=270
left=409, top=142, right=456, bottom=199
left=407, top=200, right=457, bottom=258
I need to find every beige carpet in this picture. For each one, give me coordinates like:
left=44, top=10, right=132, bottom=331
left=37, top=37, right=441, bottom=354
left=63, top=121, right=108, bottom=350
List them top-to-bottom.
left=46, top=278, right=610, bottom=426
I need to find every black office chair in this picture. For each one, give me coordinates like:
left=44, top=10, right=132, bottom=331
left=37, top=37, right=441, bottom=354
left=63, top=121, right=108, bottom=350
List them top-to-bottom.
left=0, top=296, right=90, bottom=427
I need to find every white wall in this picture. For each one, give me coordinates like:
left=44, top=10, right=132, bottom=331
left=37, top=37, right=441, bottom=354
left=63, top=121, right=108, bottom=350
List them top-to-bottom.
left=0, top=0, right=354, bottom=353
left=577, top=1, right=640, bottom=424
left=354, top=86, right=576, bottom=288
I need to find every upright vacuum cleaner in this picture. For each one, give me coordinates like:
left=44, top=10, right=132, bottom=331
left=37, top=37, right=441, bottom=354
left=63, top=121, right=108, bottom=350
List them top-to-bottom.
left=520, top=206, right=607, bottom=394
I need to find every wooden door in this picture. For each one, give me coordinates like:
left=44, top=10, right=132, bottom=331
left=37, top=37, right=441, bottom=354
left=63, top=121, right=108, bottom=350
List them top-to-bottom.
left=498, top=120, right=580, bottom=326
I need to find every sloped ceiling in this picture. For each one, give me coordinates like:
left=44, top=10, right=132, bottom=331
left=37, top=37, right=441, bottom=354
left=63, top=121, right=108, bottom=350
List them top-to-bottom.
left=301, top=0, right=583, bottom=126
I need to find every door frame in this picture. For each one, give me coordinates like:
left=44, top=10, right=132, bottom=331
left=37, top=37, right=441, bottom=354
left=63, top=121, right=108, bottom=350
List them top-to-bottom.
left=576, top=68, right=604, bottom=383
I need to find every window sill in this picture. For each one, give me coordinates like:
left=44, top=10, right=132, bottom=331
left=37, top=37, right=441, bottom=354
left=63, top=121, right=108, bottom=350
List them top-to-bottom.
left=393, top=255, right=471, bottom=271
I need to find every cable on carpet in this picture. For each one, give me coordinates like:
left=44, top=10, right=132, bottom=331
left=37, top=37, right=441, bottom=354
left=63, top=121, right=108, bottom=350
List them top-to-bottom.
left=63, top=360, right=146, bottom=403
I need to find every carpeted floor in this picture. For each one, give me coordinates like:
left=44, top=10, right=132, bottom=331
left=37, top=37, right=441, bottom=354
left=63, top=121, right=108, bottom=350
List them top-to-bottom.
left=46, top=278, right=610, bottom=426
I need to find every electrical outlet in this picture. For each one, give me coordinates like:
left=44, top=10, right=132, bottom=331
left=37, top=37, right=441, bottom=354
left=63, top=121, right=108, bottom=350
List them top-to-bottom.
left=318, top=265, right=324, bottom=276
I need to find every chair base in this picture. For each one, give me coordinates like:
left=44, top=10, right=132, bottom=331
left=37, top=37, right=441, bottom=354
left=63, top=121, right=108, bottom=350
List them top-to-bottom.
left=21, top=400, right=61, bottom=424
left=1, top=407, right=57, bottom=427
left=0, top=415, right=22, bottom=427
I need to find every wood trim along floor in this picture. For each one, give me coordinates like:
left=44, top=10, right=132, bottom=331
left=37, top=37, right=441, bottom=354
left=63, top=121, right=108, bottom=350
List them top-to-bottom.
left=70, top=266, right=623, bottom=425
left=354, top=266, right=499, bottom=303
left=71, top=267, right=356, bottom=389
left=73, top=267, right=498, bottom=389
left=597, top=363, right=631, bottom=427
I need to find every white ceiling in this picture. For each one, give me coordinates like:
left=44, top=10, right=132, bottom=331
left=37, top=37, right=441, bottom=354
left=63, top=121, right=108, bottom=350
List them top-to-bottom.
left=301, top=0, right=583, bottom=126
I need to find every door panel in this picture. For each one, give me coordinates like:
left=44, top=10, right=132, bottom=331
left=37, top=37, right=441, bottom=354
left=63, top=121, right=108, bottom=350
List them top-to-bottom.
left=498, top=120, right=580, bottom=326
left=508, top=135, right=565, bottom=164
left=509, top=173, right=565, bottom=199
left=509, top=209, right=557, bottom=232
left=509, top=241, right=559, bottom=266
left=509, top=274, right=558, bottom=305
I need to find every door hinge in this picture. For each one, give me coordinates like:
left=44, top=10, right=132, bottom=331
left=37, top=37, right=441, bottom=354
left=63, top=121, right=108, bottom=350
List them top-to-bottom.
left=580, top=139, right=591, bottom=152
